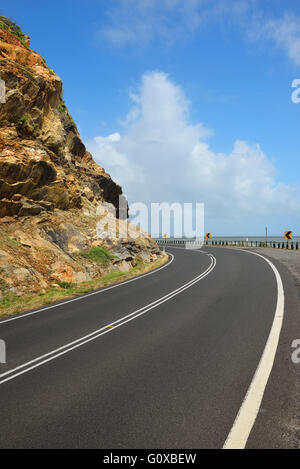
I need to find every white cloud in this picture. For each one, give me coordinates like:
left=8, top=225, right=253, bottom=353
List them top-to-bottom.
left=99, top=0, right=255, bottom=47
left=100, top=0, right=196, bottom=46
left=100, top=1, right=300, bottom=68
left=261, top=13, right=300, bottom=66
left=87, top=72, right=300, bottom=231
left=91, top=132, right=140, bottom=185
left=97, top=132, right=121, bottom=142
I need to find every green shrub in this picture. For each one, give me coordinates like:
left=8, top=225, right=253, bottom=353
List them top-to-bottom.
left=57, top=103, right=67, bottom=114
left=17, top=114, right=38, bottom=130
left=18, top=115, right=29, bottom=126
left=81, top=247, right=116, bottom=265
left=57, top=281, right=73, bottom=289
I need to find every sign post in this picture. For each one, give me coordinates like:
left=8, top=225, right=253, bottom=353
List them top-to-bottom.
left=285, top=230, right=293, bottom=249
left=205, top=233, right=211, bottom=244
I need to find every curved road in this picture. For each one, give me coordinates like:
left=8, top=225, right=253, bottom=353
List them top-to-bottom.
left=0, top=246, right=293, bottom=448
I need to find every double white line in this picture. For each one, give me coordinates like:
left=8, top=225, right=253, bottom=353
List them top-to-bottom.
left=0, top=253, right=216, bottom=386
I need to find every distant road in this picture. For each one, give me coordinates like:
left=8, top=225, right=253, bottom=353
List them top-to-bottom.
left=0, top=246, right=296, bottom=448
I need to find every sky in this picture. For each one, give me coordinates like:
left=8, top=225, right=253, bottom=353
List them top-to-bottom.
left=1, top=0, right=300, bottom=235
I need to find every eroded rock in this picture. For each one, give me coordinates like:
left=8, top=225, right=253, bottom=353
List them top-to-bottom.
left=0, top=17, right=162, bottom=297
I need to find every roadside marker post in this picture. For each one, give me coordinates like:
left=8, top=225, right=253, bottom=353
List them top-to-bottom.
left=284, top=231, right=293, bottom=250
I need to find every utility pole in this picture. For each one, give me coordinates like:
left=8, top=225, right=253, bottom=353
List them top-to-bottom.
left=265, top=226, right=268, bottom=247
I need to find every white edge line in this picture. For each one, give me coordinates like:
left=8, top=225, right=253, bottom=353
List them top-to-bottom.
left=223, top=249, right=285, bottom=449
left=0, top=252, right=175, bottom=325
left=0, top=254, right=216, bottom=385
left=0, top=255, right=214, bottom=379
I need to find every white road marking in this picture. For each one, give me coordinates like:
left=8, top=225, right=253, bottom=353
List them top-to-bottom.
left=223, top=249, right=285, bottom=449
left=0, top=252, right=174, bottom=325
left=0, top=254, right=216, bottom=385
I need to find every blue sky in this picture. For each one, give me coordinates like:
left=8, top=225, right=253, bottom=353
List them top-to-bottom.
left=1, top=0, right=300, bottom=235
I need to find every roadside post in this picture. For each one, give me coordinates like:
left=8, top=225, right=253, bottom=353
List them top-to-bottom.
left=285, top=231, right=293, bottom=250
left=206, top=233, right=211, bottom=245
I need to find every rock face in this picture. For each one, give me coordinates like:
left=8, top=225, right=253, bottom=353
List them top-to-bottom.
left=0, top=16, right=162, bottom=297
left=0, top=16, right=124, bottom=218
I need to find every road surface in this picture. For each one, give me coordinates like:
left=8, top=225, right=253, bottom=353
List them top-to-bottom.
left=0, top=246, right=298, bottom=448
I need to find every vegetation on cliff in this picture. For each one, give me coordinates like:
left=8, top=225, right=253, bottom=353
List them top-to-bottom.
left=0, top=15, right=29, bottom=47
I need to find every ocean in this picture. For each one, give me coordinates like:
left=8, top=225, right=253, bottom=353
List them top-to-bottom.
left=207, top=236, right=300, bottom=243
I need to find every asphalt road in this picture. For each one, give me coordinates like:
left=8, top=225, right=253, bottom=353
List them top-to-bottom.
left=0, top=246, right=296, bottom=449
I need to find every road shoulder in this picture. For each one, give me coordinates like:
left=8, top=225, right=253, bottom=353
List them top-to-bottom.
left=245, top=249, right=300, bottom=448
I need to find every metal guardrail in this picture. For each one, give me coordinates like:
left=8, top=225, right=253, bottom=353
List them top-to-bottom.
left=155, top=239, right=299, bottom=250
left=156, top=239, right=186, bottom=245
left=204, top=240, right=299, bottom=250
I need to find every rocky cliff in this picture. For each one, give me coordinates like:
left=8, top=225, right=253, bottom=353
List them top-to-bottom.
left=0, top=16, right=162, bottom=301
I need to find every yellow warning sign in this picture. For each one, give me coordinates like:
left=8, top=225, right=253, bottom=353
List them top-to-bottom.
left=285, top=231, right=293, bottom=240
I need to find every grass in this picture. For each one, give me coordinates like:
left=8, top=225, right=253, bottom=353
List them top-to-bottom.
left=2, top=235, right=21, bottom=249
left=80, top=247, right=117, bottom=266
left=0, top=253, right=168, bottom=319
left=57, top=281, right=73, bottom=289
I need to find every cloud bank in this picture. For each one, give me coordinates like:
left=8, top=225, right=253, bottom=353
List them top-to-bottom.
left=87, top=72, right=300, bottom=233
